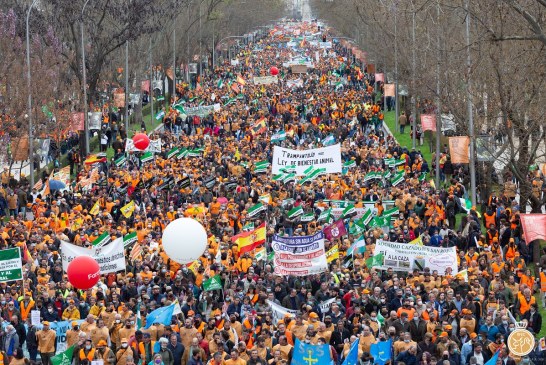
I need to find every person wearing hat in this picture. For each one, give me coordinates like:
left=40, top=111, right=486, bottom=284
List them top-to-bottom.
left=18, top=291, right=35, bottom=322
left=37, top=321, right=56, bottom=365
left=67, top=321, right=83, bottom=348
left=77, top=338, right=99, bottom=365
left=116, top=338, right=134, bottom=365
left=96, top=339, right=116, bottom=365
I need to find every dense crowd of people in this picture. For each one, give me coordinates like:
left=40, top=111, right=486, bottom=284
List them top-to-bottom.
left=0, top=20, right=545, bottom=365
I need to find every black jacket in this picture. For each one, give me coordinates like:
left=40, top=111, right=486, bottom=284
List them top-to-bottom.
left=329, top=328, right=351, bottom=353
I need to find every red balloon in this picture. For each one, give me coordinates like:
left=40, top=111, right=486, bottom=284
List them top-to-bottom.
left=270, top=66, right=279, bottom=76
left=133, top=133, right=150, bottom=150
left=67, top=256, right=101, bottom=290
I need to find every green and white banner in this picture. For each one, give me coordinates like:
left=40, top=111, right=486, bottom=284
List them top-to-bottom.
left=272, top=144, right=342, bottom=176
left=0, top=248, right=23, bottom=282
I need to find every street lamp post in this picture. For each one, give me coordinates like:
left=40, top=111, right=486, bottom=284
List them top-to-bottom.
left=26, top=0, right=39, bottom=188
left=81, top=0, right=91, bottom=155
left=465, top=0, right=477, bottom=205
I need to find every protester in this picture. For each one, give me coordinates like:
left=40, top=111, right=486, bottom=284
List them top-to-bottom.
left=0, top=19, right=544, bottom=365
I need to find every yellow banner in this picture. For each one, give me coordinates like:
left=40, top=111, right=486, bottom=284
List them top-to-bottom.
left=121, top=200, right=136, bottom=218
left=326, top=245, right=340, bottom=263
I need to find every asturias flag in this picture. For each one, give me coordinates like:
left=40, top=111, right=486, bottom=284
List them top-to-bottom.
left=232, top=222, right=267, bottom=254
left=342, top=338, right=360, bottom=365
left=291, top=339, right=333, bottom=365
left=370, top=340, right=392, bottom=365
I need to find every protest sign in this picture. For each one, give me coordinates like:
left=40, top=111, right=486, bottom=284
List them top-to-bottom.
left=253, top=76, right=278, bottom=85
left=185, top=104, right=221, bottom=117
left=88, top=112, right=102, bottom=130
left=421, top=114, right=436, bottom=132
left=449, top=136, right=470, bottom=164
left=125, top=138, right=162, bottom=153
left=272, top=144, right=342, bottom=176
left=272, top=232, right=328, bottom=276
left=61, top=239, right=126, bottom=274
left=373, top=240, right=457, bottom=274
left=0, top=248, right=23, bottom=282
left=266, top=300, right=298, bottom=323
left=31, top=310, right=41, bottom=326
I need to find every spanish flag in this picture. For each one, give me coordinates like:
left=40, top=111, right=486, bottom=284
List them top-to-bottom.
left=236, top=75, right=246, bottom=86
left=232, top=223, right=266, bottom=255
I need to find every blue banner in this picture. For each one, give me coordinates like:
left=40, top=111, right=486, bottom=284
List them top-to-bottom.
left=291, top=339, right=334, bottom=365
left=370, top=340, right=392, bottom=365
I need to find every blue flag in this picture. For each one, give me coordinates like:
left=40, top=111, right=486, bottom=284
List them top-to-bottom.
left=144, top=303, right=175, bottom=329
left=342, top=338, right=360, bottom=365
left=291, top=339, right=333, bottom=365
left=370, top=340, right=392, bottom=365
left=484, top=350, right=499, bottom=365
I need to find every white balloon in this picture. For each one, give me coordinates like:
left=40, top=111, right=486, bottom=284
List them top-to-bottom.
left=162, top=218, right=207, bottom=264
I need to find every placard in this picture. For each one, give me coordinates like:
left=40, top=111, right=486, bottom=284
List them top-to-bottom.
left=253, top=76, right=278, bottom=85
left=113, top=92, right=125, bottom=108
left=88, top=112, right=102, bottom=130
left=421, top=114, right=437, bottom=132
left=448, top=136, right=470, bottom=164
left=272, top=144, right=342, bottom=176
left=272, top=232, right=328, bottom=276
left=61, top=239, right=126, bottom=274
left=374, top=240, right=457, bottom=274
left=0, top=248, right=23, bottom=282
left=31, top=310, right=41, bottom=326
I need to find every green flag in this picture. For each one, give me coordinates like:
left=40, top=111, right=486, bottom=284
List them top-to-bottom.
left=167, top=148, right=179, bottom=159
left=140, top=152, right=154, bottom=163
left=114, top=155, right=126, bottom=167
left=253, top=161, right=270, bottom=174
left=391, top=171, right=405, bottom=186
left=282, top=173, right=296, bottom=184
left=247, top=202, right=266, bottom=218
left=342, top=204, right=356, bottom=218
left=287, top=205, right=304, bottom=219
left=318, top=208, right=332, bottom=222
left=300, top=212, right=315, bottom=222
left=242, top=222, right=255, bottom=231
left=92, top=232, right=110, bottom=247
left=123, top=232, right=137, bottom=248
left=365, top=253, right=384, bottom=268
left=203, top=275, right=223, bottom=291
left=136, top=302, right=142, bottom=330
left=377, top=311, right=385, bottom=326
left=51, top=346, right=75, bottom=365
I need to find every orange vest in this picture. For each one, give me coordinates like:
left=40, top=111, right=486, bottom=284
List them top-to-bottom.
left=484, top=212, right=496, bottom=228
left=517, top=292, right=535, bottom=314
left=20, top=300, right=35, bottom=321
left=80, top=348, right=96, bottom=361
